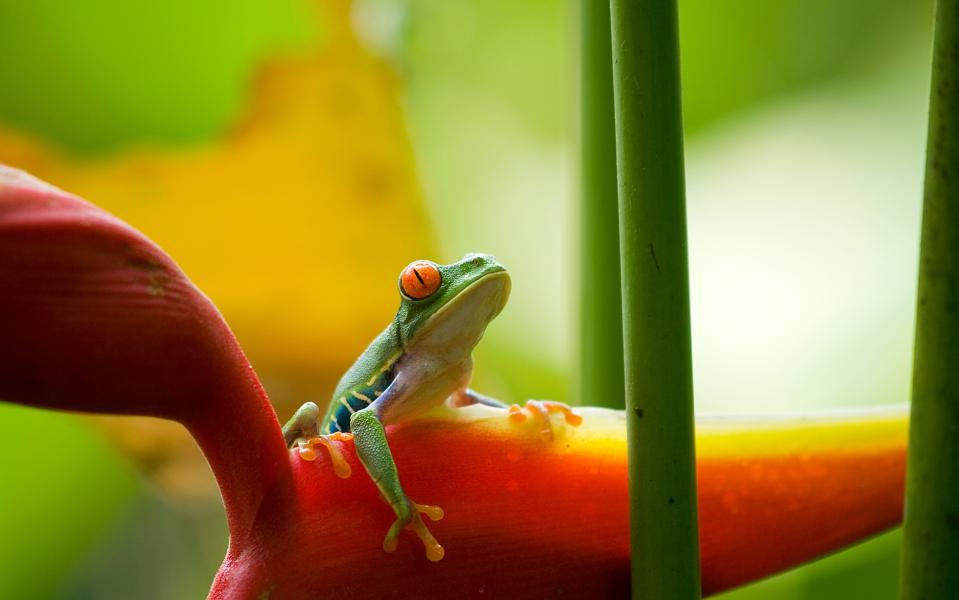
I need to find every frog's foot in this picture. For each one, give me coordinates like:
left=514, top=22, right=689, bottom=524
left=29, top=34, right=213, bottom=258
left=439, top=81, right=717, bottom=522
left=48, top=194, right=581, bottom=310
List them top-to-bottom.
left=508, top=400, right=583, bottom=441
left=282, top=401, right=320, bottom=447
left=294, top=433, right=354, bottom=478
left=383, top=499, right=446, bottom=562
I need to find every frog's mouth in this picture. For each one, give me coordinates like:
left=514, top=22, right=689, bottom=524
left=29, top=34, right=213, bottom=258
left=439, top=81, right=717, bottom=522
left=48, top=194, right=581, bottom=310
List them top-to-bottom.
left=409, top=270, right=512, bottom=352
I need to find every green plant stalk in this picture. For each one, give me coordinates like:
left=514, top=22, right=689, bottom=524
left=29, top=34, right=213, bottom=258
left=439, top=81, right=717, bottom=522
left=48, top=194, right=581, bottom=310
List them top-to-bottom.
left=579, top=0, right=624, bottom=409
left=609, top=0, right=701, bottom=597
left=900, top=0, right=959, bottom=597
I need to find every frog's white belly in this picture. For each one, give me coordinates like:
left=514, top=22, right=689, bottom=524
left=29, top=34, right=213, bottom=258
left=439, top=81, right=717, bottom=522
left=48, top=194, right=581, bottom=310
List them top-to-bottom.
left=381, top=353, right=472, bottom=425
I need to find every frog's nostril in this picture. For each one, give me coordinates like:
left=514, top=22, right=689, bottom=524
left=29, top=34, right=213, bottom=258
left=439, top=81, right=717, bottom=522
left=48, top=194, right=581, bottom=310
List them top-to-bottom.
left=467, top=253, right=493, bottom=265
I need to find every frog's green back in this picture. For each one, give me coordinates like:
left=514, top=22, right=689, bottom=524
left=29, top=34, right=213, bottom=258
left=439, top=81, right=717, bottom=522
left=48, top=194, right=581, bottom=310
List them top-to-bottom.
left=322, top=321, right=402, bottom=433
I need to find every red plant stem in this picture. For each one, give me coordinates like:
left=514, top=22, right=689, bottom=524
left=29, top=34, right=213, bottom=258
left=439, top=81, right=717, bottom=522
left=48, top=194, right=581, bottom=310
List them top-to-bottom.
left=0, top=167, right=295, bottom=542
left=177, top=314, right=296, bottom=544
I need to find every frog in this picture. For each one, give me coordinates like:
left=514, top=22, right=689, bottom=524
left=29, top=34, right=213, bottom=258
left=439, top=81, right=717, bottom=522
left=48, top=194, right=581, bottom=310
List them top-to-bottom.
left=282, top=253, right=581, bottom=561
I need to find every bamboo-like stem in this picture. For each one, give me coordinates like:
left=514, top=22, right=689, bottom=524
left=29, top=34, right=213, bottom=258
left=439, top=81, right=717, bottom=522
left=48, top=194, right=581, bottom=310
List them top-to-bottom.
left=579, top=0, right=624, bottom=409
left=609, top=0, right=701, bottom=597
left=900, top=0, right=959, bottom=597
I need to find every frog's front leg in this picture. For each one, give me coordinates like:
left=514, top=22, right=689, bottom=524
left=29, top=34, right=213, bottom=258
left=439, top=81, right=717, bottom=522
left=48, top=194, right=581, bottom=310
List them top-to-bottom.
left=350, top=390, right=445, bottom=562
left=508, top=400, right=583, bottom=441
left=282, top=401, right=321, bottom=446
left=283, top=402, right=354, bottom=478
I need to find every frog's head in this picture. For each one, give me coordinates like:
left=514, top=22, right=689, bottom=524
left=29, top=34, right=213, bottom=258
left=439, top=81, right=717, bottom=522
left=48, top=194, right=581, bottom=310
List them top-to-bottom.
left=394, top=253, right=511, bottom=351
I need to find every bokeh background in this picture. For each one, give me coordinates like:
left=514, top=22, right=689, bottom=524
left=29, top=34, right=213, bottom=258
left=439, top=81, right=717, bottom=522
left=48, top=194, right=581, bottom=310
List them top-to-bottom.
left=0, top=0, right=933, bottom=597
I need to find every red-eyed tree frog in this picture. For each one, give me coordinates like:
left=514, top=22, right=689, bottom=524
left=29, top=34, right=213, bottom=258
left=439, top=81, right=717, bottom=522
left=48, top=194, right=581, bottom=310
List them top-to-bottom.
left=282, top=254, right=581, bottom=561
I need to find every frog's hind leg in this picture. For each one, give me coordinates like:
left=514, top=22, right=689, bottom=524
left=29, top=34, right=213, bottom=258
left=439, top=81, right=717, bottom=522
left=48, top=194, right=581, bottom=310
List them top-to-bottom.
left=448, top=388, right=508, bottom=409
left=295, top=433, right=354, bottom=479
left=383, top=499, right=445, bottom=562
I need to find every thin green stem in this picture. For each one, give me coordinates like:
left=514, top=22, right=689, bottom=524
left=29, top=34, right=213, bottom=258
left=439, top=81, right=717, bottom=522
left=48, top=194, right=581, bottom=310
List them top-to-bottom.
left=579, top=0, right=624, bottom=409
left=609, top=0, right=701, bottom=598
left=900, top=1, right=959, bottom=597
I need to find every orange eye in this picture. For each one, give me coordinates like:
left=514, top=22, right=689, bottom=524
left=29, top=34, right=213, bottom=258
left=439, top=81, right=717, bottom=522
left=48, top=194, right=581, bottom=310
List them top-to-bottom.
left=400, top=260, right=442, bottom=300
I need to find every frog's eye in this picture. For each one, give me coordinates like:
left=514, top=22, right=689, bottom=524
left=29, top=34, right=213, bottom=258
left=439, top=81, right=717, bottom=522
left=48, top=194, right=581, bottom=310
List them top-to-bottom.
left=400, top=260, right=442, bottom=300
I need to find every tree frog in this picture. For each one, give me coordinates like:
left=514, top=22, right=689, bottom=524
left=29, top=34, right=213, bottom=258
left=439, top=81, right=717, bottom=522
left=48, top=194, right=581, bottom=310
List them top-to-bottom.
left=282, top=253, right=581, bottom=561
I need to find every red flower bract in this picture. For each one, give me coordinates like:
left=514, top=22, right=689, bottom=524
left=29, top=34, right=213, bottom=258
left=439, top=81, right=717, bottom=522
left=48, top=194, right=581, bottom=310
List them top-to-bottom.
left=0, top=166, right=906, bottom=598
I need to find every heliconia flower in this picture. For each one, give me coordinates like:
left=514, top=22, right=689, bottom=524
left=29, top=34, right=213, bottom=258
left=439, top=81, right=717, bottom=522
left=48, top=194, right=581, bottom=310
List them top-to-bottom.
left=0, top=165, right=906, bottom=598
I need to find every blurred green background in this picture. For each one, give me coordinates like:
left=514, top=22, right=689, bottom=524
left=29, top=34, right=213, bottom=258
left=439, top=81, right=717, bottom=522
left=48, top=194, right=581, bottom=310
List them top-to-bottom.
left=0, top=0, right=934, bottom=597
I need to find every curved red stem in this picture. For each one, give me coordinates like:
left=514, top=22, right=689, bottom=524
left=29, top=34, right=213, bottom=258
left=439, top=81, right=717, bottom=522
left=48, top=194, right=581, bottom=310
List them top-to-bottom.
left=0, top=165, right=294, bottom=541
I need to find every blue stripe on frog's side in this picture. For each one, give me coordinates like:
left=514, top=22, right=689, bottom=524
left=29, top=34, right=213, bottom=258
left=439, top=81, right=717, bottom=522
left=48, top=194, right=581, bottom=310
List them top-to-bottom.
left=323, top=359, right=398, bottom=434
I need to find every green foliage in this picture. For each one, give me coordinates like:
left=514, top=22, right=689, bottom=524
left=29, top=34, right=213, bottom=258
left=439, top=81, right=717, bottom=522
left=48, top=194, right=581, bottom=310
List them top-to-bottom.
left=0, top=0, right=312, bottom=152
left=679, top=0, right=929, bottom=134
left=0, top=405, right=136, bottom=598
left=718, top=531, right=902, bottom=599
